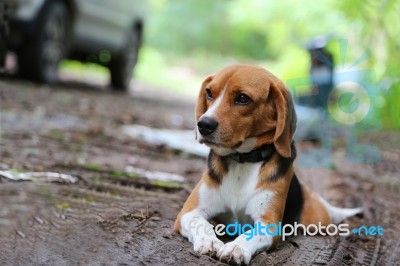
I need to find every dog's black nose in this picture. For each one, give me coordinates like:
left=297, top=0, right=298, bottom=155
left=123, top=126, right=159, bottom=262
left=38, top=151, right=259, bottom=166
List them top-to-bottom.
left=197, top=117, right=219, bottom=136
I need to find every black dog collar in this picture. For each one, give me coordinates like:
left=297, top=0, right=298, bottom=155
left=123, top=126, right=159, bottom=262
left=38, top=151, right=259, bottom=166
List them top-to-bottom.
left=225, top=144, right=275, bottom=163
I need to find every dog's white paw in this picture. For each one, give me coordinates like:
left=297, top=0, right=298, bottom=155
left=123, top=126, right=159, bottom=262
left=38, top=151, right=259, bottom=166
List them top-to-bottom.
left=193, top=237, right=224, bottom=256
left=217, top=242, right=251, bottom=265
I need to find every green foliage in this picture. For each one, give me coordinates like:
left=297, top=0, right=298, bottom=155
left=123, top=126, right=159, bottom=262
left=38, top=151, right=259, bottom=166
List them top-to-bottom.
left=142, top=0, right=353, bottom=89
left=147, top=0, right=347, bottom=61
left=147, top=0, right=231, bottom=56
left=333, top=0, right=400, bottom=128
left=135, top=46, right=203, bottom=95
left=381, top=85, right=400, bottom=128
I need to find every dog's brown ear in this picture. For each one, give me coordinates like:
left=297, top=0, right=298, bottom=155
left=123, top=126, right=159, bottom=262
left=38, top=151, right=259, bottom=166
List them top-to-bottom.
left=195, top=75, right=214, bottom=121
left=271, top=80, right=296, bottom=158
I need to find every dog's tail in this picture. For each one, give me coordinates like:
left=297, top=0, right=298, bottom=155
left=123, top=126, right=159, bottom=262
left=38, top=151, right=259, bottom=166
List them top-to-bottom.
left=319, top=196, right=363, bottom=224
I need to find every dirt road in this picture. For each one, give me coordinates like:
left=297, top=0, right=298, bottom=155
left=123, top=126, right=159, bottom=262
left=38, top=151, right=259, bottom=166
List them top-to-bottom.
left=1, top=75, right=399, bottom=265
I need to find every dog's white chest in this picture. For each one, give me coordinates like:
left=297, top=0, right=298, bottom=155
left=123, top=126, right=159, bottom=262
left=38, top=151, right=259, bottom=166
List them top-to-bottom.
left=198, top=161, right=274, bottom=224
left=220, top=162, right=261, bottom=213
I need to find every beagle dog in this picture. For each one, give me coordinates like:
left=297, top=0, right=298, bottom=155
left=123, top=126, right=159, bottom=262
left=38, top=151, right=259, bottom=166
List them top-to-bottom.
left=174, top=64, right=361, bottom=265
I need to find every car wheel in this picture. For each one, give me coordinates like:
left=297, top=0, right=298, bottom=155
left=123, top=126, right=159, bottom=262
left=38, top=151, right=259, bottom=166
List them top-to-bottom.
left=17, top=0, right=70, bottom=84
left=109, top=28, right=141, bottom=91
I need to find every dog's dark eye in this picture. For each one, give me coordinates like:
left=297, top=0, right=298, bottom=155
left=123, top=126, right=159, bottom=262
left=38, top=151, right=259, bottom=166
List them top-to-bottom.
left=205, top=88, right=213, bottom=100
left=235, top=93, right=251, bottom=105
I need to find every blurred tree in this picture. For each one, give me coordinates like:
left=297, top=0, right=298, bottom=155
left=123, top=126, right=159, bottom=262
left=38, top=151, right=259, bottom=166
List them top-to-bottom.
left=147, top=0, right=231, bottom=55
left=148, top=0, right=345, bottom=60
left=335, top=0, right=400, bottom=128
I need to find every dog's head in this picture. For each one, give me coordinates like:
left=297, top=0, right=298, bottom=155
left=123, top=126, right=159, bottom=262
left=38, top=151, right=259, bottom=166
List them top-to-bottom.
left=196, top=64, right=296, bottom=158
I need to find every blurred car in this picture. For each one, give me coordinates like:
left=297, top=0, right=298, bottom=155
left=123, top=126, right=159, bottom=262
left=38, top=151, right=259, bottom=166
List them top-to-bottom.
left=1, top=0, right=146, bottom=90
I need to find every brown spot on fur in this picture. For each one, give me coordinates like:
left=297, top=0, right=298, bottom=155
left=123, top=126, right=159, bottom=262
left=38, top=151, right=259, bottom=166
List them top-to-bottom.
left=255, top=130, right=275, bottom=148
left=207, top=151, right=228, bottom=186
left=259, top=153, right=280, bottom=182
left=257, top=165, right=295, bottom=248
left=204, top=171, right=222, bottom=188
left=299, top=186, right=332, bottom=227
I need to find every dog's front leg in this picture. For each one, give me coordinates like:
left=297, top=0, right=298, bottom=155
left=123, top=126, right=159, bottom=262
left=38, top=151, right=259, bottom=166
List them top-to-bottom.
left=175, top=181, right=225, bottom=256
left=181, top=209, right=224, bottom=256
left=217, top=220, right=275, bottom=265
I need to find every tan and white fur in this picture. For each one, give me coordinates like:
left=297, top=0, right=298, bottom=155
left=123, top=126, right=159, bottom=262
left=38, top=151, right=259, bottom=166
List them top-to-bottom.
left=174, top=64, right=361, bottom=265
